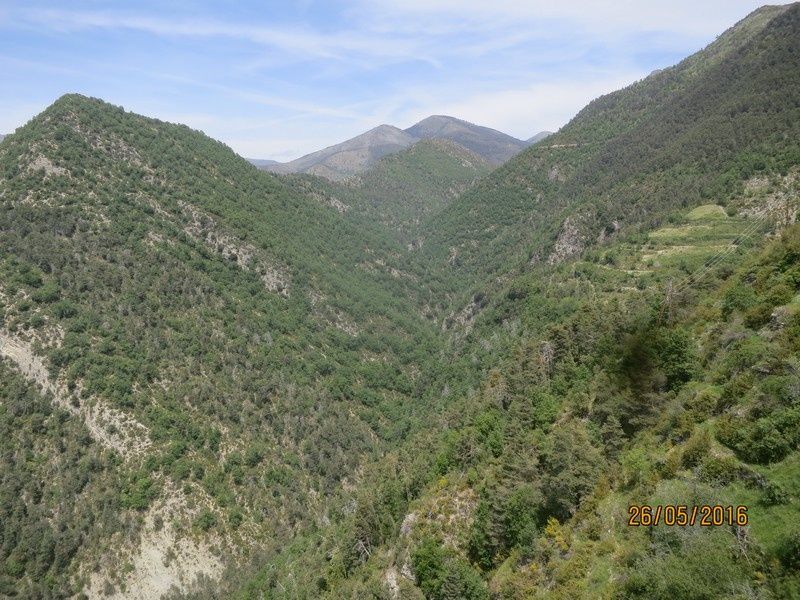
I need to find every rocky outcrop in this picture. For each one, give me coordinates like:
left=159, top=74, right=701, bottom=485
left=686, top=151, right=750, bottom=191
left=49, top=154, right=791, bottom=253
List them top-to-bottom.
left=178, top=201, right=290, bottom=295
left=547, top=215, right=586, bottom=265
left=0, top=330, right=151, bottom=458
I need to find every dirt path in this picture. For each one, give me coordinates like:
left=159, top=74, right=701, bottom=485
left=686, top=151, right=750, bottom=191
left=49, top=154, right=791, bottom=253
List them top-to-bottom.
left=0, top=330, right=151, bottom=458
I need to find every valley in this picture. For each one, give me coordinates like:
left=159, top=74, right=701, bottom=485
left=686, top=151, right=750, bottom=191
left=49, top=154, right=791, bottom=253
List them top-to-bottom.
left=0, top=3, right=799, bottom=599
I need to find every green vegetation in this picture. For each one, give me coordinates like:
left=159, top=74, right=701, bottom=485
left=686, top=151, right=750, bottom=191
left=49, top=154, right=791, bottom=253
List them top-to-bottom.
left=409, top=1, right=800, bottom=307
left=1, top=3, right=799, bottom=599
left=0, top=92, right=450, bottom=595
left=286, top=137, right=492, bottom=245
left=0, top=361, right=125, bottom=597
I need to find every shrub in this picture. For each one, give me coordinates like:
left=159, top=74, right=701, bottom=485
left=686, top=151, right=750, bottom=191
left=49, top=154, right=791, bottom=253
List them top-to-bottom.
left=31, top=283, right=60, bottom=303
left=681, top=430, right=711, bottom=468
left=698, top=454, right=741, bottom=485
left=120, top=473, right=158, bottom=510
left=762, top=481, right=790, bottom=506
left=195, top=510, right=217, bottom=532
left=778, top=531, right=800, bottom=570
left=412, top=538, right=488, bottom=600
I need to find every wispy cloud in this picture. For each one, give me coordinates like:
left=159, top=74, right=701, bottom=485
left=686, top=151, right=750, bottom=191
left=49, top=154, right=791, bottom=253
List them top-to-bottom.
left=355, top=0, right=766, bottom=38
left=1, top=1, right=787, bottom=158
left=21, top=8, right=440, bottom=66
left=402, top=74, right=651, bottom=137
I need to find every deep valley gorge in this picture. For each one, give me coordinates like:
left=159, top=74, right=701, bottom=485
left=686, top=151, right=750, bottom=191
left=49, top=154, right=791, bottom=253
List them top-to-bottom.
left=1, top=3, right=800, bottom=599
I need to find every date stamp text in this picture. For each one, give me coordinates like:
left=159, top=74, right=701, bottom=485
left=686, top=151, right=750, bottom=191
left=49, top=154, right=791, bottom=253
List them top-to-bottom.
left=627, top=504, right=748, bottom=527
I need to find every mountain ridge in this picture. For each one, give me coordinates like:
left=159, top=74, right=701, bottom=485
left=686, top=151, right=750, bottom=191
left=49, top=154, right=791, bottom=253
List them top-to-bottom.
left=411, top=0, right=800, bottom=299
left=1, top=3, right=800, bottom=599
left=0, top=91, right=446, bottom=597
left=256, top=115, right=529, bottom=180
left=404, top=115, right=530, bottom=164
left=263, top=123, right=417, bottom=180
left=527, top=130, right=553, bottom=144
left=291, top=137, right=494, bottom=245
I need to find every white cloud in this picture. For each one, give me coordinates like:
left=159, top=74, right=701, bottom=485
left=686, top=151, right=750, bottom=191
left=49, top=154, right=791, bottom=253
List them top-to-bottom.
left=357, top=0, right=779, bottom=38
left=6, top=1, right=791, bottom=158
left=23, top=9, right=436, bottom=64
left=206, top=72, right=649, bottom=159
left=397, top=73, right=649, bottom=139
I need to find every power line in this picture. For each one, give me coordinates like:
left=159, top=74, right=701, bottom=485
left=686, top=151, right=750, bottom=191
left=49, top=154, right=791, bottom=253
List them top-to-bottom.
left=656, top=210, right=774, bottom=322
left=671, top=212, right=770, bottom=295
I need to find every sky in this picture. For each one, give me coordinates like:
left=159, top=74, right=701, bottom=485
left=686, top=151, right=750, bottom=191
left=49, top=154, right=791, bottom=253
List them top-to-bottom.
left=0, top=1, right=789, bottom=160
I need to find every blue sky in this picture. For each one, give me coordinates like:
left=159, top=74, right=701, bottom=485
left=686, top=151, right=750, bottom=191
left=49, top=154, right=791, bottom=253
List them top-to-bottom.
left=0, top=1, right=788, bottom=160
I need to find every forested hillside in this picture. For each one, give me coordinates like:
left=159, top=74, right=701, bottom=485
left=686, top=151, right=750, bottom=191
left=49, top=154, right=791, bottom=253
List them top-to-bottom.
left=0, top=3, right=799, bottom=600
left=411, top=3, right=800, bottom=307
left=231, top=4, right=800, bottom=597
left=290, top=4, right=800, bottom=598
left=0, top=94, right=450, bottom=597
left=257, top=115, right=527, bottom=181
left=404, top=116, right=529, bottom=165
left=285, top=139, right=492, bottom=246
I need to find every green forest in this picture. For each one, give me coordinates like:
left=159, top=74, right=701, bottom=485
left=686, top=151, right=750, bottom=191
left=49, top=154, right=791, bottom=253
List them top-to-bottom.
left=0, top=3, right=799, bottom=599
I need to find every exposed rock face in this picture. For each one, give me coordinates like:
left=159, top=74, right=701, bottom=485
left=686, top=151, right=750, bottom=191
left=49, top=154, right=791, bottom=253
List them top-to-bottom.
left=26, top=154, right=69, bottom=178
left=738, top=170, right=799, bottom=227
left=177, top=200, right=290, bottom=295
left=548, top=215, right=586, bottom=265
left=442, top=292, right=489, bottom=333
left=0, top=330, right=151, bottom=458
left=85, top=485, right=224, bottom=599
left=384, top=566, right=400, bottom=599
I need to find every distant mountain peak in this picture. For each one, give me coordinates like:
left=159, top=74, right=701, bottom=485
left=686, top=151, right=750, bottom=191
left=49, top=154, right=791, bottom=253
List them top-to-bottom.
left=408, top=114, right=474, bottom=129
left=256, top=115, right=530, bottom=180
left=404, top=115, right=528, bottom=164
left=371, top=123, right=404, bottom=133
left=262, top=124, right=417, bottom=181
left=527, top=131, right=553, bottom=144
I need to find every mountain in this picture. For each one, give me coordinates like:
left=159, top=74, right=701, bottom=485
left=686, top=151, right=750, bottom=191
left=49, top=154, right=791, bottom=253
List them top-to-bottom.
left=412, top=2, right=800, bottom=299
left=2, top=4, right=800, bottom=599
left=311, top=4, right=800, bottom=598
left=0, top=93, right=445, bottom=598
left=405, top=115, right=529, bottom=164
left=259, top=116, right=529, bottom=181
left=263, top=124, right=417, bottom=180
left=527, top=130, right=553, bottom=144
left=0, top=134, right=5, bottom=143
left=286, top=138, right=493, bottom=245
left=350, top=138, right=493, bottom=240
left=246, top=157, right=280, bottom=168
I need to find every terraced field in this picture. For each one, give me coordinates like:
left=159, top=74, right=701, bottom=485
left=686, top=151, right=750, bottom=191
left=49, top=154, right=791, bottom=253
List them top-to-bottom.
left=581, top=204, right=767, bottom=300
left=642, top=205, right=759, bottom=270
